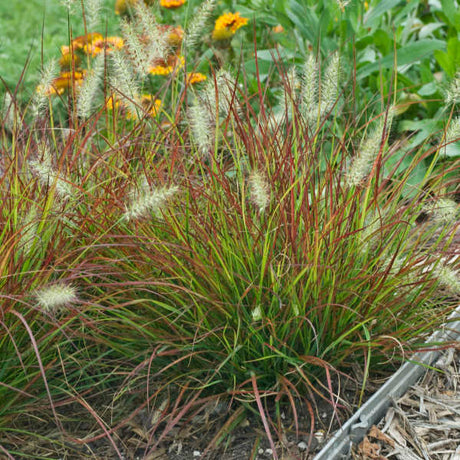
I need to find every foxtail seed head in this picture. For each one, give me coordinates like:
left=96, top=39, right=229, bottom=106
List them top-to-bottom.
left=184, top=0, right=216, bottom=50
left=249, top=170, right=270, bottom=213
left=124, top=177, right=179, bottom=220
left=35, top=282, right=78, bottom=313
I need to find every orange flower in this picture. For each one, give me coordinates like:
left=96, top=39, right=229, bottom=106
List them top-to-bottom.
left=160, top=0, right=186, bottom=8
left=212, top=12, right=248, bottom=40
left=272, top=24, right=284, bottom=34
left=71, top=33, right=103, bottom=50
left=84, top=37, right=124, bottom=57
left=149, top=55, right=184, bottom=76
left=44, top=71, right=86, bottom=96
left=187, top=72, right=207, bottom=84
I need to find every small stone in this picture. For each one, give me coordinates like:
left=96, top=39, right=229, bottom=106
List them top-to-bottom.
left=315, top=431, right=325, bottom=443
left=297, top=441, right=308, bottom=451
left=265, top=448, right=273, bottom=455
left=193, top=451, right=201, bottom=457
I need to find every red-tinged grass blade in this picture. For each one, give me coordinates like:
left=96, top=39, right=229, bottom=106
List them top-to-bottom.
left=10, top=310, right=63, bottom=434
left=251, top=372, right=278, bottom=460
left=278, top=376, right=301, bottom=439
left=72, top=396, right=124, bottom=459
left=201, top=405, right=246, bottom=457
left=0, top=443, right=15, bottom=460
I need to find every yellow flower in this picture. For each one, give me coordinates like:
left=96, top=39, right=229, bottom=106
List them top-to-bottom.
left=115, top=0, right=137, bottom=15
left=160, top=0, right=186, bottom=8
left=364, top=1, right=369, bottom=11
left=212, top=12, right=248, bottom=40
left=84, top=37, right=124, bottom=57
left=149, top=55, right=184, bottom=76
left=187, top=72, right=207, bottom=84
left=106, top=94, right=121, bottom=111
left=126, top=95, right=162, bottom=119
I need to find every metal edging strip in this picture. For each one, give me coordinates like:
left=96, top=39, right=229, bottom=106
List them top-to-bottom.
left=314, top=304, right=460, bottom=460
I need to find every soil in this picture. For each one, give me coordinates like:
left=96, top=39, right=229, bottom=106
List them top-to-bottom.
left=1, top=369, right=384, bottom=460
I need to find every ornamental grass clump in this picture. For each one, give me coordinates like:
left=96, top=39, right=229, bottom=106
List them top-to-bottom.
left=1, top=44, right=459, bottom=458
left=68, top=59, right=458, bottom=456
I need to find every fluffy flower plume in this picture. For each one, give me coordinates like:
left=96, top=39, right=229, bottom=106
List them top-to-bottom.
left=84, top=0, right=102, bottom=30
left=184, top=0, right=216, bottom=50
left=122, top=3, right=168, bottom=77
left=109, top=50, right=140, bottom=115
left=320, top=52, right=340, bottom=117
left=77, top=53, right=104, bottom=118
left=301, top=54, right=319, bottom=123
left=31, top=59, right=59, bottom=119
left=203, top=69, right=234, bottom=121
left=445, top=73, right=460, bottom=106
left=2, top=92, right=19, bottom=130
left=188, top=98, right=214, bottom=155
left=346, top=108, right=394, bottom=187
left=446, top=116, right=460, bottom=145
left=29, top=145, right=73, bottom=200
left=248, top=170, right=270, bottom=212
left=124, top=177, right=178, bottom=220
left=423, top=198, right=458, bottom=224
left=434, top=264, right=460, bottom=294
left=35, top=283, right=78, bottom=313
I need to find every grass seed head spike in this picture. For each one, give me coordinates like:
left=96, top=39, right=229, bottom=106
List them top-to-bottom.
left=84, top=0, right=102, bottom=30
left=184, top=0, right=216, bottom=50
left=133, top=2, right=168, bottom=66
left=121, top=19, right=152, bottom=77
left=109, top=50, right=140, bottom=115
left=319, top=51, right=341, bottom=117
left=76, top=53, right=104, bottom=118
left=301, top=54, right=319, bottom=124
left=31, top=59, right=59, bottom=120
left=445, top=72, right=460, bottom=106
left=188, top=97, right=214, bottom=155
left=345, top=108, right=394, bottom=187
left=445, top=116, right=460, bottom=145
left=28, top=144, right=73, bottom=200
left=249, top=170, right=271, bottom=213
left=124, top=177, right=179, bottom=221
left=423, top=198, right=458, bottom=224
left=434, top=264, right=460, bottom=295
left=34, top=282, right=78, bottom=314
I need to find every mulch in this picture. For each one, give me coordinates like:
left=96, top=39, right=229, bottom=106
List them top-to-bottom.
left=353, top=347, right=460, bottom=460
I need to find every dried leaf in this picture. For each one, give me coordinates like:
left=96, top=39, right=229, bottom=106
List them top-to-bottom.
left=368, top=425, right=395, bottom=448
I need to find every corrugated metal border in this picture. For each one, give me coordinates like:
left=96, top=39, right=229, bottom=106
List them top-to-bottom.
left=314, top=304, right=460, bottom=460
